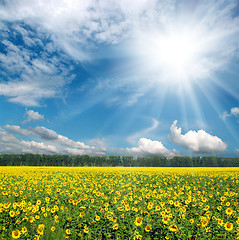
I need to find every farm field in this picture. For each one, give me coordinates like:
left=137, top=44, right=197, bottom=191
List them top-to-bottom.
left=0, top=167, right=239, bottom=239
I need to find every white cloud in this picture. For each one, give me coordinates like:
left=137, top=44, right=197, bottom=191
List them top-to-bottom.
left=0, top=0, right=238, bottom=107
left=0, top=0, right=136, bottom=60
left=0, top=37, right=74, bottom=106
left=221, top=107, right=239, bottom=120
left=231, top=107, right=239, bottom=116
left=22, top=109, right=44, bottom=124
left=169, top=120, right=227, bottom=154
left=3, top=124, right=95, bottom=154
left=4, top=125, right=30, bottom=137
left=29, top=126, right=93, bottom=149
left=30, top=126, right=58, bottom=140
left=0, top=130, right=58, bottom=154
left=0, top=131, right=19, bottom=144
left=57, top=135, right=93, bottom=149
left=126, top=137, right=176, bottom=158
left=88, top=139, right=107, bottom=151
left=20, top=140, right=58, bottom=153
left=64, top=147, right=105, bottom=156
left=64, top=148, right=88, bottom=155
left=236, top=149, right=239, bottom=155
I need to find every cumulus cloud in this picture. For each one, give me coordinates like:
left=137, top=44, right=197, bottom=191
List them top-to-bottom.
left=221, top=107, right=239, bottom=120
left=22, top=109, right=44, bottom=124
left=169, top=120, right=227, bottom=154
left=2, top=124, right=101, bottom=155
left=4, top=125, right=30, bottom=137
left=4, top=125, right=93, bottom=150
left=30, top=126, right=59, bottom=140
left=30, top=126, right=92, bottom=149
left=0, top=130, right=58, bottom=154
left=57, top=134, right=93, bottom=149
left=126, top=137, right=176, bottom=158
left=20, top=140, right=58, bottom=153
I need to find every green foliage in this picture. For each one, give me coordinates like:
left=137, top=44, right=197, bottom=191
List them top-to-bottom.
left=0, top=154, right=239, bottom=167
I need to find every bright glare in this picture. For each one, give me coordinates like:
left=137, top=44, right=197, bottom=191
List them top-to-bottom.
left=134, top=27, right=209, bottom=84
left=158, top=33, right=196, bottom=72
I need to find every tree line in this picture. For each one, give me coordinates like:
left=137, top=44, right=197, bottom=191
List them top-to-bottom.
left=0, top=154, right=239, bottom=167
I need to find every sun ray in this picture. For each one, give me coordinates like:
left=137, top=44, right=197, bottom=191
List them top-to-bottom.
left=195, top=78, right=239, bottom=147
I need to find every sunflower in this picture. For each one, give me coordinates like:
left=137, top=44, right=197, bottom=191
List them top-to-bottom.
left=220, top=197, right=226, bottom=201
left=155, top=205, right=161, bottom=211
left=226, top=208, right=233, bottom=216
left=9, top=210, right=15, bottom=217
left=29, top=216, right=35, bottom=223
left=134, top=217, right=143, bottom=226
left=190, top=219, right=194, bottom=224
left=217, top=219, right=224, bottom=226
left=224, top=223, right=233, bottom=231
left=112, top=224, right=119, bottom=230
left=169, top=224, right=178, bottom=233
left=145, top=225, right=151, bottom=232
left=21, top=227, right=27, bottom=233
left=37, top=227, right=44, bottom=235
left=206, top=227, right=210, bottom=232
left=12, top=230, right=21, bottom=239
left=133, top=235, right=142, bottom=240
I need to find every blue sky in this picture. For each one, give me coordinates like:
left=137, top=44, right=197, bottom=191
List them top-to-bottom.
left=0, top=0, right=239, bottom=158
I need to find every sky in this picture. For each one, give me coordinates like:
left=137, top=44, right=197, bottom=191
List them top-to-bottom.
left=0, top=0, right=239, bottom=158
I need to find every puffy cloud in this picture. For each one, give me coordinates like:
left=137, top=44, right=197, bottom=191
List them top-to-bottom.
left=221, top=107, right=239, bottom=120
left=22, top=109, right=44, bottom=124
left=169, top=120, right=227, bottom=154
left=2, top=124, right=99, bottom=155
left=3, top=125, right=30, bottom=137
left=4, top=125, right=93, bottom=149
left=30, top=126, right=58, bottom=140
left=30, top=126, right=92, bottom=149
left=0, top=130, right=58, bottom=154
left=0, top=131, right=19, bottom=144
left=57, top=135, right=92, bottom=149
left=126, top=137, right=176, bottom=158
left=20, top=140, right=58, bottom=153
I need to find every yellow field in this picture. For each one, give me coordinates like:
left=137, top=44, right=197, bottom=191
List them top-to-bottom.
left=0, top=167, right=239, bottom=239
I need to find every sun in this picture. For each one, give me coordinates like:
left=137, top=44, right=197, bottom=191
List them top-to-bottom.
left=133, top=25, right=209, bottom=85
left=156, top=32, right=197, bottom=74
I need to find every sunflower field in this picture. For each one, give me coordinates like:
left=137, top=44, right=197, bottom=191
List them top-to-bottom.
left=0, top=167, right=239, bottom=239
